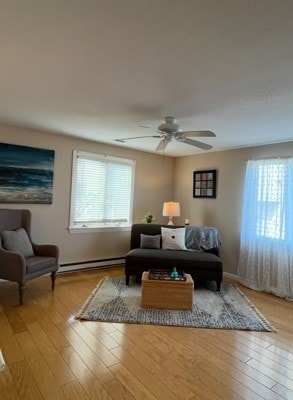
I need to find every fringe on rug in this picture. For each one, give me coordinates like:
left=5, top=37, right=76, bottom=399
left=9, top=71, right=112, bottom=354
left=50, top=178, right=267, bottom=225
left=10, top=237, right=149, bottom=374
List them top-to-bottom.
left=75, top=276, right=107, bottom=320
left=233, top=285, right=277, bottom=332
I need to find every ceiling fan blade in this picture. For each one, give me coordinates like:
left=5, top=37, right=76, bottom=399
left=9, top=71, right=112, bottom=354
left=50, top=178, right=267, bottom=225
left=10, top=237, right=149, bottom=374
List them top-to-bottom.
left=181, top=130, right=216, bottom=137
left=115, top=135, right=162, bottom=143
left=176, top=137, right=213, bottom=150
left=155, top=138, right=170, bottom=151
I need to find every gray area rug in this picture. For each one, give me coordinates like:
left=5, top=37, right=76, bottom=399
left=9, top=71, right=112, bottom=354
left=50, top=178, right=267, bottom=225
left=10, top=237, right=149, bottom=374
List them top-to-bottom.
left=75, top=276, right=276, bottom=332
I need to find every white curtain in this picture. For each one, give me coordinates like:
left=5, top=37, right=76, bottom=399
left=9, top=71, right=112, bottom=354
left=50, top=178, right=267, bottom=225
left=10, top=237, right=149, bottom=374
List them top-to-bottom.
left=238, top=158, right=293, bottom=300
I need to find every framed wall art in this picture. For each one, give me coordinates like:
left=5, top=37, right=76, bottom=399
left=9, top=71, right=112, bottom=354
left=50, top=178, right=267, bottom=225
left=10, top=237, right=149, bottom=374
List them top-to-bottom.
left=0, top=142, right=55, bottom=204
left=193, top=169, right=217, bottom=198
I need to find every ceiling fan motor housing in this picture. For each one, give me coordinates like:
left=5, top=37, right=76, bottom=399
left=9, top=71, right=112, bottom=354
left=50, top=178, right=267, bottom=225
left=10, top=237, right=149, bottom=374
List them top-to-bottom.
left=158, top=116, right=181, bottom=134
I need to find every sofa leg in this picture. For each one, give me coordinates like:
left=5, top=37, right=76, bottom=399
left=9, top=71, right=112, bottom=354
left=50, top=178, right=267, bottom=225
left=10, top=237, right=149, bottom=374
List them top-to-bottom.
left=51, top=271, right=57, bottom=291
left=126, top=275, right=130, bottom=285
left=216, top=280, right=221, bottom=291
left=19, top=284, right=25, bottom=305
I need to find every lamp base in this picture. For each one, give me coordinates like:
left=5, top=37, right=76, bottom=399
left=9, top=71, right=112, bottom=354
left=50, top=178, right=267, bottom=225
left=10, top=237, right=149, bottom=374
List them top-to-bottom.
left=168, top=216, right=174, bottom=225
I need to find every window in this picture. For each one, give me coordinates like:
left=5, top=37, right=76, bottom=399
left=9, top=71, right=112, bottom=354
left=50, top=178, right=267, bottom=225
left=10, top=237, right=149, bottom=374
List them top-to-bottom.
left=69, top=150, right=135, bottom=231
left=242, top=158, right=292, bottom=242
left=257, top=162, right=285, bottom=239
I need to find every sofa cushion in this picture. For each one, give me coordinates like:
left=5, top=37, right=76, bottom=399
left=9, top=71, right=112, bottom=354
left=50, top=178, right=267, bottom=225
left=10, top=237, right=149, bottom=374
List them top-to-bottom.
left=161, top=227, right=186, bottom=250
left=2, top=228, right=34, bottom=257
left=140, top=234, right=161, bottom=249
left=125, top=248, right=222, bottom=271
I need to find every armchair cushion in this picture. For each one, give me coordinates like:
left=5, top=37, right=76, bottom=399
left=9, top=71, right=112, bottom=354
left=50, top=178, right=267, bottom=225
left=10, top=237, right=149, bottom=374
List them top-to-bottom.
left=2, top=228, right=34, bottom=257
left=26, top=256, right=57, bottom=275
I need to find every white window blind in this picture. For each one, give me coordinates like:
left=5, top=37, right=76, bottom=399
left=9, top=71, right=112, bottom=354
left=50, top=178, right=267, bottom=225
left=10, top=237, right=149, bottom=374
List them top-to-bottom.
left=69, top=151, right=135, bottom=231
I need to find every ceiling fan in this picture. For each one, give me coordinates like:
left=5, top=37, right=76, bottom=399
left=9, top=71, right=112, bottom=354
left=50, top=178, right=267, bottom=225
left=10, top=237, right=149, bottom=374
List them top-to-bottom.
left=114, top=116, right=216, bottom=151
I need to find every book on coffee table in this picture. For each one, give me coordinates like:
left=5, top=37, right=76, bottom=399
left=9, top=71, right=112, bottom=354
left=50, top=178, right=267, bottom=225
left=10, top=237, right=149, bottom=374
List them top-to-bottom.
left=148, top=269, right=186, bottom=281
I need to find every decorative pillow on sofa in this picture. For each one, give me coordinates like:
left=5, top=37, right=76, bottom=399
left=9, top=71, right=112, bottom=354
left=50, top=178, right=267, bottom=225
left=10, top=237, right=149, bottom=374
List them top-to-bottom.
left=161, top=227, right=187, bottom=250
left=1, top=228, right=34, bottom=257
left=140, top=234, right=161, bottom=249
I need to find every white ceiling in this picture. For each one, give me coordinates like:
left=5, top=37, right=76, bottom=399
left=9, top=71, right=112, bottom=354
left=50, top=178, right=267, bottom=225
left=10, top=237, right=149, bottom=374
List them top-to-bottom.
left=1, top=0, right=293, bottom=157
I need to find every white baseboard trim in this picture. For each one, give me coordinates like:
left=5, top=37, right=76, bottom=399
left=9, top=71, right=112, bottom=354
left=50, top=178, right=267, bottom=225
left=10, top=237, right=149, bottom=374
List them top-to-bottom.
left=59, top=258, right=125, bottom=273
left=223, top=271, right=239, bottom=281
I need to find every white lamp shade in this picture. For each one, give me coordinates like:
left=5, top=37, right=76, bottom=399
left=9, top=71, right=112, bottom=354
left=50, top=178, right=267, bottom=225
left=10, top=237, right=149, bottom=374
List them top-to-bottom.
left=162, top=202, right=181, bottom=217
left=162, top=202, right=181, bottom=225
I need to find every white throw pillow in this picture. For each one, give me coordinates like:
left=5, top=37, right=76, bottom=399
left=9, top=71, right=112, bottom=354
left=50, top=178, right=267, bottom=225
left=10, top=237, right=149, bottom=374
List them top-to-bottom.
left=161, top=227, right=187, bottom=250
left=1, top=228, right=34, bottom=257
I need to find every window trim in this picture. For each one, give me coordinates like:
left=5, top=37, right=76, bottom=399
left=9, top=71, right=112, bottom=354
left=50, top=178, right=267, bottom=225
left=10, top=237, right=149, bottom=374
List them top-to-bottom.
left=69, top=150, right=135, bottom=233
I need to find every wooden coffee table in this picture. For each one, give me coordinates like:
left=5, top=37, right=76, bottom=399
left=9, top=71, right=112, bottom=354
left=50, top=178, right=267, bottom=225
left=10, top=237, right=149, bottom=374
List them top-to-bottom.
left=141, top=271, right=194, bottom=310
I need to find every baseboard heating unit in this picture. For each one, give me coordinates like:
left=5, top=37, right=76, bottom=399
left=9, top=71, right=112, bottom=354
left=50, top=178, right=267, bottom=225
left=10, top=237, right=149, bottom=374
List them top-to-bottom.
left=59, top=257, right=125, bottom=273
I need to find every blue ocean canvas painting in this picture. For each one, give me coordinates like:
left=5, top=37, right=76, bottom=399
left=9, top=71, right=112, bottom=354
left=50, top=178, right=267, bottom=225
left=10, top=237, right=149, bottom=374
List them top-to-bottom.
left=0, top=143, right=55, bottom=204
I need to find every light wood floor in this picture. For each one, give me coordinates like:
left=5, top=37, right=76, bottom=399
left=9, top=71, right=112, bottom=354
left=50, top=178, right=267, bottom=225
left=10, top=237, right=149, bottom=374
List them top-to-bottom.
left=0, top=266, right=292, bottom=400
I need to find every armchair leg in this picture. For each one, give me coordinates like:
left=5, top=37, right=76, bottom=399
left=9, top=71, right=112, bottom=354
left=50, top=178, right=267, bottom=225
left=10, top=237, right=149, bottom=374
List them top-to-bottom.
left=51, top=271, right=56, bottom=291
left=19, top=284, right=25, bottom=305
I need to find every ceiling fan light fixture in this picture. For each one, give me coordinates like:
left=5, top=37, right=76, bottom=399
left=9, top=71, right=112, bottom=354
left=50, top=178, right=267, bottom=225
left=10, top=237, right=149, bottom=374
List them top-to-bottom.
left=158, top=116, right=180, bottom=134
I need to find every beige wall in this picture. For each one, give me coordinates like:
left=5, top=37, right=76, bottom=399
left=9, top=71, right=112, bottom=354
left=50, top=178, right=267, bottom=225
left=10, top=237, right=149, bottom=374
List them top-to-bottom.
left=1, top=123, right=292, bottom=275
left=0, top=124, right=174, bottom=264
left=174, top=141, right=293, bottom=275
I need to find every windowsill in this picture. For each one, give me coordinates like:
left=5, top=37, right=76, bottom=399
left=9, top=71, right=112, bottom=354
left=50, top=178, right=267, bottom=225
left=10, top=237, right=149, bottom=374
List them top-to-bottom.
left=68, top=226, right=131, bottom=233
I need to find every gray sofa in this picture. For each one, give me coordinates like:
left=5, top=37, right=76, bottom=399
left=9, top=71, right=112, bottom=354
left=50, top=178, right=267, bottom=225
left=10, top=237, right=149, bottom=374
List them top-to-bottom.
left=125, top=223, right=223, bottom=290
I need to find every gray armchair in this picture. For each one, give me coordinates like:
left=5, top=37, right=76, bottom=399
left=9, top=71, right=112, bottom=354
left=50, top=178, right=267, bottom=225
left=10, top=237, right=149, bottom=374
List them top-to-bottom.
left=0, top=209, right=59, bottom=305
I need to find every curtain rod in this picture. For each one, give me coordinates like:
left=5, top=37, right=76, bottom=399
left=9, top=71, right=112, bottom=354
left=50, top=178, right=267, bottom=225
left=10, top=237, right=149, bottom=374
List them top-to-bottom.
left=245, top=155, right=293, bottom=162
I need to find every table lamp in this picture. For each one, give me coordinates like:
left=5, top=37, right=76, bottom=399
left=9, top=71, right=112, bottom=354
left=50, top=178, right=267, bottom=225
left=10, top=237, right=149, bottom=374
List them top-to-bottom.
left=162, top=201, right=181, bottom=225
